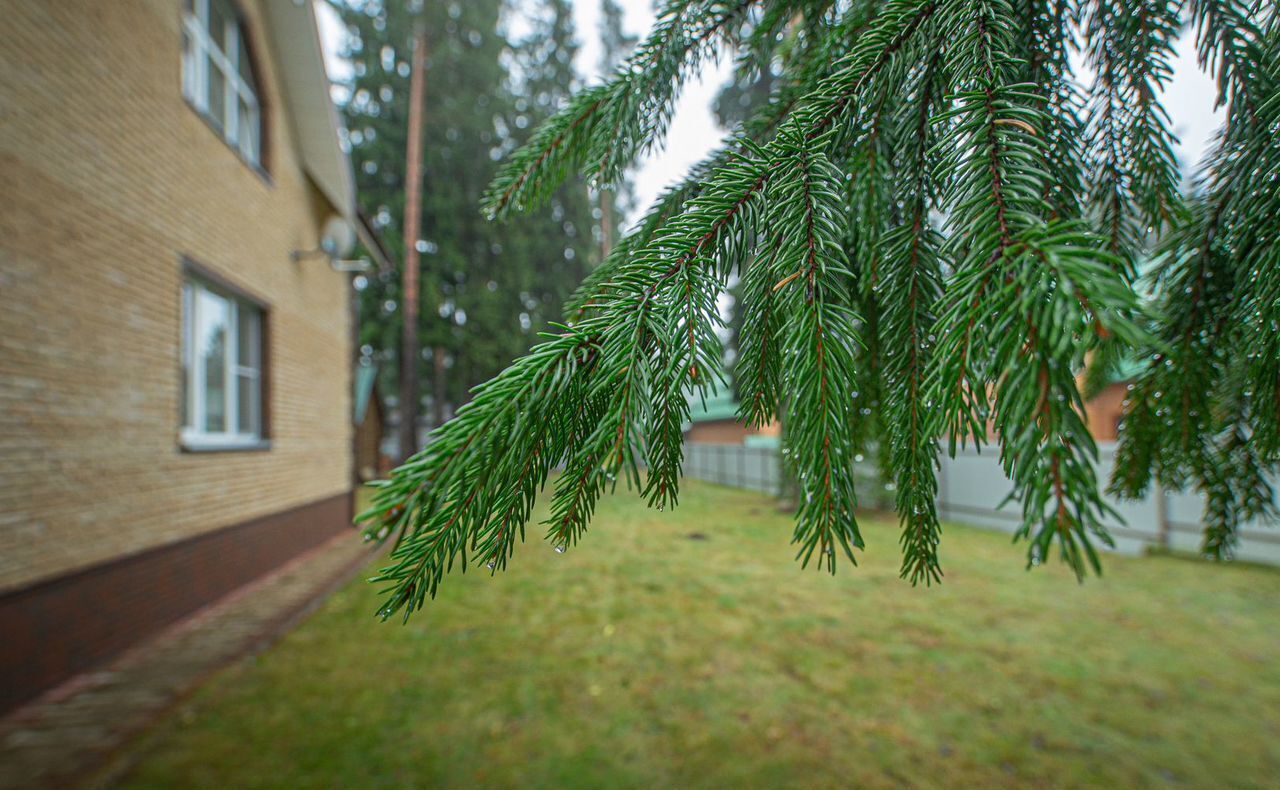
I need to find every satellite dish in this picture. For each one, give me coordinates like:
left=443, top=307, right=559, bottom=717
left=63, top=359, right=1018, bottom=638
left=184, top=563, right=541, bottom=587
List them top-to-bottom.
left=291, top=215, right=368, bottom=273
left=320, top=215, right=356, bottom=258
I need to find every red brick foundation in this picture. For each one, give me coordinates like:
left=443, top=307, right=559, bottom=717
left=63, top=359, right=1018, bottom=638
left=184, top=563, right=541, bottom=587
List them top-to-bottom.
left=0, top=492, right=353, bottom=714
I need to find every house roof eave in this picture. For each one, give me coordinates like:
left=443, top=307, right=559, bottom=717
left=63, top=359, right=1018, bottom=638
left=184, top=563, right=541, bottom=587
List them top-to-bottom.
left=261, top=0, right=356, bottom=222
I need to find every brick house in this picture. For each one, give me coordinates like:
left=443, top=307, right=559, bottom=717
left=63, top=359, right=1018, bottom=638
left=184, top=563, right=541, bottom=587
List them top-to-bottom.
left=0, top=0, right=384, bottom=714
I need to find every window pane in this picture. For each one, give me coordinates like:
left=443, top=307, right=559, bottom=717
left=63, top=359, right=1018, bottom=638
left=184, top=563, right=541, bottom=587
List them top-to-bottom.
left=209, top=0, right=230, bottom=54
left=238, top=36, right=255, bottom=87
left=207, top=57, right=226, bottom=129
left=238, top=98, right=259, bottom=164
left=180, top=284, right=192, bottom=428
left=197, top=288, right=229, bottom=433
left=236, top=302, right=259, bottom=370
left=237, top=373, right=259, bottom=435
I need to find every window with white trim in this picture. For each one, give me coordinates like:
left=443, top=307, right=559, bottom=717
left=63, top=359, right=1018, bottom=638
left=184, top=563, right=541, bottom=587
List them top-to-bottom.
left=181, top=0, right=262, bottom=166
left=181, top=276, right=265, bottom=448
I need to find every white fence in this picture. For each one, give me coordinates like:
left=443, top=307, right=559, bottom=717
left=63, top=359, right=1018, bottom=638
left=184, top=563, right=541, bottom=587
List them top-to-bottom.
left=681, top=441, right=1280, bottom=566
left=682, top=442, right=782, bottom=495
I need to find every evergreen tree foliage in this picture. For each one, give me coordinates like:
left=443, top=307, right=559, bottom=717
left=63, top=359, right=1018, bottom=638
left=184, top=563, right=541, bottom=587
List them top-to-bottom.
left=336, top=0, right=596, bottom=415
left=361, top=0, right=1280, bottom=619
left=595, top=0, right=640, bottom=244
left=712, top=11, right=778, bottom=400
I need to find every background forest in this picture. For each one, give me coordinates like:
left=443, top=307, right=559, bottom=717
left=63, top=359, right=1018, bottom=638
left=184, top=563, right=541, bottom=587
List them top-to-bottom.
left=335, top=0, right=635, bottom=429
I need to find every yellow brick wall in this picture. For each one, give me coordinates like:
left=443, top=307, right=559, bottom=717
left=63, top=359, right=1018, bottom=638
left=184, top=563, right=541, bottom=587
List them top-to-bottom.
left=0, top=0, right=354, bottom=591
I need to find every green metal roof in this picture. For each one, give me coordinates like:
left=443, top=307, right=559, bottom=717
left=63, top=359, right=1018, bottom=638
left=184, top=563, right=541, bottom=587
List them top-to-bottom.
left=1108, top=356, right=1147, bottom=384
left=687, top=383, right=741, bottom=424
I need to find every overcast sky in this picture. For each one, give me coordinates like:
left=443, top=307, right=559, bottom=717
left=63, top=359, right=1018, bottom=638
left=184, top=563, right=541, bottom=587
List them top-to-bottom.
left=316, top=1, right=1221, bottom=229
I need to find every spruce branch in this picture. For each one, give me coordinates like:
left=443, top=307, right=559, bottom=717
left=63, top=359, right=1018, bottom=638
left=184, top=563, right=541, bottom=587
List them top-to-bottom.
left=361, top=0, right=1280, bottom=614
left=483, top=0, right=757, bottom=218
left=930, top=0, right=1147, bottom=577
left=1024, top=0, right=1086, bottom=218
left=1082, top=0, right=1183, bottom=272
left=1111, top=9, right=1278, bottom=549
left=877, top=47, right=946, bottom=585
left=769, top=122, right=864, bottom=571
left=551, top=150, right=773, bottom=540
left=990, top=222, right=1145, bottom=577
left=735, top=234, right=785, bottom=427
left=362, top=329, right=601, bottom=618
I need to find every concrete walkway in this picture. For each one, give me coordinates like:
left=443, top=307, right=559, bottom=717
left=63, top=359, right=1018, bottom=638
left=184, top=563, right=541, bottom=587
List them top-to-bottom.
left=0, top=531, right=376, bottom=789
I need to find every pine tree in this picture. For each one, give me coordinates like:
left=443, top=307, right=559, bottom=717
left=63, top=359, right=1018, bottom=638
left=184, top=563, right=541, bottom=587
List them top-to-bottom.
left=337, top=0, right=595, bottom=417
left=361, top=0, right=1280, bottom=619
left=497, top=0, right=600, bottom=341
left=594, top=0, right=639, bottom=253
left=713, top=9, right=779, bottom=400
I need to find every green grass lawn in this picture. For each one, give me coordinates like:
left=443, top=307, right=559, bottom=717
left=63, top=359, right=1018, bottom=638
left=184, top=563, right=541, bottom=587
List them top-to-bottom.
left=117, top=481, right=1279, bottom=788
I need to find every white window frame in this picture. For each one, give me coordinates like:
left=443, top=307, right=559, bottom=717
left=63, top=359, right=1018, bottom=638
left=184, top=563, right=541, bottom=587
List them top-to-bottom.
left=182, top=0, right=262, bottom=165
left=181, top=276, right=267, bottom=451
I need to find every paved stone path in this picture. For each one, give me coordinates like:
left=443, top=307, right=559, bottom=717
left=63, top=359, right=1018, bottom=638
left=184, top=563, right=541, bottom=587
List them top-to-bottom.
left=0, top=531, right=376, bottom=789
